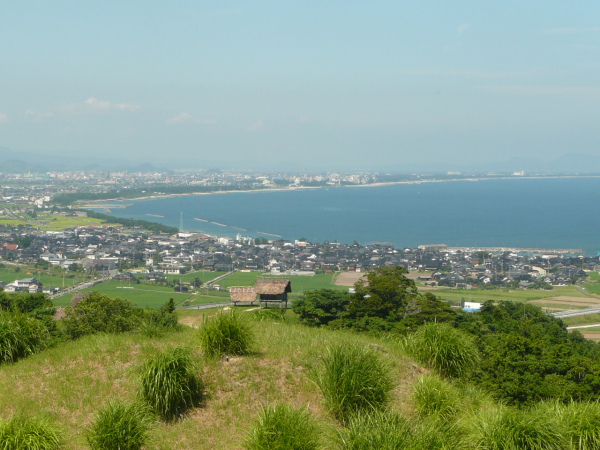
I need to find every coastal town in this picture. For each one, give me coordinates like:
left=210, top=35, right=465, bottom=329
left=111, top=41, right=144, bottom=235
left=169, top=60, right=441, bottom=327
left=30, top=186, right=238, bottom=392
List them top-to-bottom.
left=0, top=167, right=596, bottom=297
left=0, top=214, right=592, bottom=296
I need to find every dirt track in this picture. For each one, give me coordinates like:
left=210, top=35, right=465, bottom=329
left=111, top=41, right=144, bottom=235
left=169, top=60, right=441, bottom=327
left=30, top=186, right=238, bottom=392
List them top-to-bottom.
left=335, top=272, right=365, bottom=286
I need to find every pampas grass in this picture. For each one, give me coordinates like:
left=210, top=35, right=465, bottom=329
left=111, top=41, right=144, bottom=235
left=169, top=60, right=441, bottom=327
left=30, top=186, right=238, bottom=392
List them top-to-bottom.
left=198, top=310, right=254, bottom=357
left=0, top=312, right=50, bottom=364
left=403, top=322, right=480, bottom=378
left=317, top=342, right=393, bottom=423
left=138, top=347, right=204, bottom=422
left=412, top=374, right=460, bottom=419
left=87, top=401, right=153, bottom=450
left=244, top=404, right=320, bottom=450
left=469, top=406, right=563, bottom=450
left=336, top=410, right=412, bottom=449
left=0, top=415, right=61, bottom=449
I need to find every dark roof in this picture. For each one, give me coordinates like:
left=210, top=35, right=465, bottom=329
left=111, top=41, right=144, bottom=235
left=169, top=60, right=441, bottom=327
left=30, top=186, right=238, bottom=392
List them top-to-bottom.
left=254, top=278, right=292, bottom=295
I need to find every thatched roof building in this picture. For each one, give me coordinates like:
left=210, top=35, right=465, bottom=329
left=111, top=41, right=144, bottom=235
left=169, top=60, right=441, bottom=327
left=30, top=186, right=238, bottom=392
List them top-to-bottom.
left=229, top=278, right=292, bottom=308
left=229, top=286, right=257, bottom=305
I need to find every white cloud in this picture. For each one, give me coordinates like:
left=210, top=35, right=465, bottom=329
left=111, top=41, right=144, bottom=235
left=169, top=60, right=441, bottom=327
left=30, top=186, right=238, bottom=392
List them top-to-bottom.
left=456, top=24, right=468, bottom=36
left=83, top=97, right=140, bottom=111
left=23, top=98, right=140, bottom=119
left=167, top=112, right=216, bottom=125
left=0, top=113, right=8, bottom=122
left=246, top=119, right=265, bottom=132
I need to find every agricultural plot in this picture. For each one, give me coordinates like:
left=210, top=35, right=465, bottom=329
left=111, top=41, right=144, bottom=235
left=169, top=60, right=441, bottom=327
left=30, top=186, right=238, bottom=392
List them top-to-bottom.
left=0, top=266, right=80, bottom=287
left=52, top=280, right=200, bottom=310
left=433, top=285, right=590, bottom=307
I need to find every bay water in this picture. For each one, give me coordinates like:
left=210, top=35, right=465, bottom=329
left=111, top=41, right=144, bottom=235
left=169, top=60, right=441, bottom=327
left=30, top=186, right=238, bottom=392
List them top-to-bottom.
left=92, top=177, right=600, bottom=254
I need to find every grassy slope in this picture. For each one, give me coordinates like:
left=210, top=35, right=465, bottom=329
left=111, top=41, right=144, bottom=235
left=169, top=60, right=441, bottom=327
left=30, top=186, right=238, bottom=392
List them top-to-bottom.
left=0, top=309, right=417, bottom=449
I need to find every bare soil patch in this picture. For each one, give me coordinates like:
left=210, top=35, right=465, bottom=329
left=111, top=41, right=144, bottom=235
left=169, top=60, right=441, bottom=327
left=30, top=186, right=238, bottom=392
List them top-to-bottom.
left=335, top=272, right=365, bottom=286
left=548, top=296, right=600, bottom=304
left=529, top=299, right=600, bottom=307
left=581, top=332, right=600, bottom=341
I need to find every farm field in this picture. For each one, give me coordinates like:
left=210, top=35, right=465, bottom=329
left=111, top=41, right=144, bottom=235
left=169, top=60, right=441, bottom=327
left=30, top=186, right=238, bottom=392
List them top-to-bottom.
left=0, top=266, right=86, bottom=287
left=582, top=271, right=600, bottom=295
left=52, top=280, right=203, bottom=310
left=433, top=285, right=591, bottom=306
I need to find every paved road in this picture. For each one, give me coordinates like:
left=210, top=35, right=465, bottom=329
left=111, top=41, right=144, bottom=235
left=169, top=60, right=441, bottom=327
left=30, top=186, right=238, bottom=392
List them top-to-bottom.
left=50, top=270, right=118, bottom=299
left=179, top=302, right=233, bottom=310
left=551, top=306, right=600, bottom=319
left=567, top=323, right=600, bottom=330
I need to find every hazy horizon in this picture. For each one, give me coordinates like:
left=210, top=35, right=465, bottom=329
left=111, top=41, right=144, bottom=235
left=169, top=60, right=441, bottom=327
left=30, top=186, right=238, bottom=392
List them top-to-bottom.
left=1, top=2, right=599, bottom=171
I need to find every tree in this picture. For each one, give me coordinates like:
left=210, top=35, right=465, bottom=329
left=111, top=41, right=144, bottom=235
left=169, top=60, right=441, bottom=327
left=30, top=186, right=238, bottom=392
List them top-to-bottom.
left=347, top=267, right=419, bottom=322
left=292, top=289, right=351, bottom=326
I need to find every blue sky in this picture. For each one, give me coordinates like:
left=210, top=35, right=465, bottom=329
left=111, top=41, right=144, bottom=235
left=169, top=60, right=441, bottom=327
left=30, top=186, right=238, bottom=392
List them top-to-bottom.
left=1, top=1, right=599, bottom=171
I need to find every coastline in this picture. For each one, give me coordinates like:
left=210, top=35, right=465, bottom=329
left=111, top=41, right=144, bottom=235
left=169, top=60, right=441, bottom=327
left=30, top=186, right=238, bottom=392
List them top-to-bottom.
left=78, top=174, right=600, bottom=207
left=76, top=175, right=600, bottom=253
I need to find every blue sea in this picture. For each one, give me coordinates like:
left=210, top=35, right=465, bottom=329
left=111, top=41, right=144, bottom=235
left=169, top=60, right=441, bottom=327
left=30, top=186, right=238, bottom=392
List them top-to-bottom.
left=91, top=177, right=600, bottom=254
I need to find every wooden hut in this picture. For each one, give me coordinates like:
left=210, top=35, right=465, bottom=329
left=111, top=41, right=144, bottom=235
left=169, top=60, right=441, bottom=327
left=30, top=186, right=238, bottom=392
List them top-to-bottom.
left=254, top=278, right=292, bottom=308
left=229, top=286, right=257, bottom=306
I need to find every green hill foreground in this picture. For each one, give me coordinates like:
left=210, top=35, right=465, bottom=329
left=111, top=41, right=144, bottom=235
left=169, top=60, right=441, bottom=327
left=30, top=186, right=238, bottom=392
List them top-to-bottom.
left=3, top=305, right=600, bottom=449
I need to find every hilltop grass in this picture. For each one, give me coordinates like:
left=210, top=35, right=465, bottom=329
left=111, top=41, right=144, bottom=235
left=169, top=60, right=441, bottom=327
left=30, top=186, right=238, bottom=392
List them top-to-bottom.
left=0, top=309, right=418, bottom=449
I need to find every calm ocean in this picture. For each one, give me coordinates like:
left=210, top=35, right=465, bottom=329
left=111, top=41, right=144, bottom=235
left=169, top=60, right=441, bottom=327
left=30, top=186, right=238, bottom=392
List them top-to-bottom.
left=92, top=177, right=600, bottom=254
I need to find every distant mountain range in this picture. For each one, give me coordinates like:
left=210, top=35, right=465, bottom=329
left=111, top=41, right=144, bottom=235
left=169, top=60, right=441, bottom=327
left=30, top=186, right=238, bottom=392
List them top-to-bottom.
left=1, top=145, right=599, bottom=174
left=0, top=147, right=158, bottom=173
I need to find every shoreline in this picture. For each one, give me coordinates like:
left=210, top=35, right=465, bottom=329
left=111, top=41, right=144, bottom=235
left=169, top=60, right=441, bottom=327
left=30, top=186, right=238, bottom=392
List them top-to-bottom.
left=78, top=174, right=600, bottom=207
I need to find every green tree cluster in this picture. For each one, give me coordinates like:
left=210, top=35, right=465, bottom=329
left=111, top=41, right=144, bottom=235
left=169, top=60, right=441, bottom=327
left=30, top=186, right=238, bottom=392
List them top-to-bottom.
left=293, top=267, right=456, bottom=333
left=458, top=301, right=600, bottom=405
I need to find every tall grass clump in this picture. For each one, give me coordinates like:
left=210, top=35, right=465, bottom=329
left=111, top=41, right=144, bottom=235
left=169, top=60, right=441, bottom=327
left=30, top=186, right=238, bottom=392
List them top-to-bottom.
left=250, top=308, right=287, bottom=322
left=198, top=310, right=254, bottom=357
left=0, top=312, right=50, bottom=364
left=403, top=322, right=480, bottom=378
left=317, top=342, right=394, bottom=423
left=138, top=347, right=204, bottom=422
left=412, top=374, right=460, bottom=419
left=87, top=401, right=153, bottom=450
left=550, top=401, right=600, bottom=450
left=244, top=404, right=320, bottom=450
left=470, top=406, right=563, bottom=450
left=336, top=410, right=412, bottom=449
left=0, top=415, right=61, bottom=449
left=411, top=417, right=466, bottom=450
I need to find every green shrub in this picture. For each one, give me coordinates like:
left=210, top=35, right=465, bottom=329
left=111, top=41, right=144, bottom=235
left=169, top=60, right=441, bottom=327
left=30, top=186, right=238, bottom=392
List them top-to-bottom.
left=62, top=292, right=142, bottom=339
left=198, top=310, right=254, bottom=357
left=0, top=312, right=50, bottom=364
left=403, top=323, right=480, bottom=378
left=317, top=342, right=394, bottom=423
left=138, top=347, right=204, bottom=422
left=412, top=374, right=460, bottom=419
left=87, top=401, right=152, bottom=450
left=244, top=404, right=320, bottom=450
left=470, top=407, right=564, bottom=450
left=336, top=410, right=412, bottom=449
left=0, top=415, right=61, bottom=449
